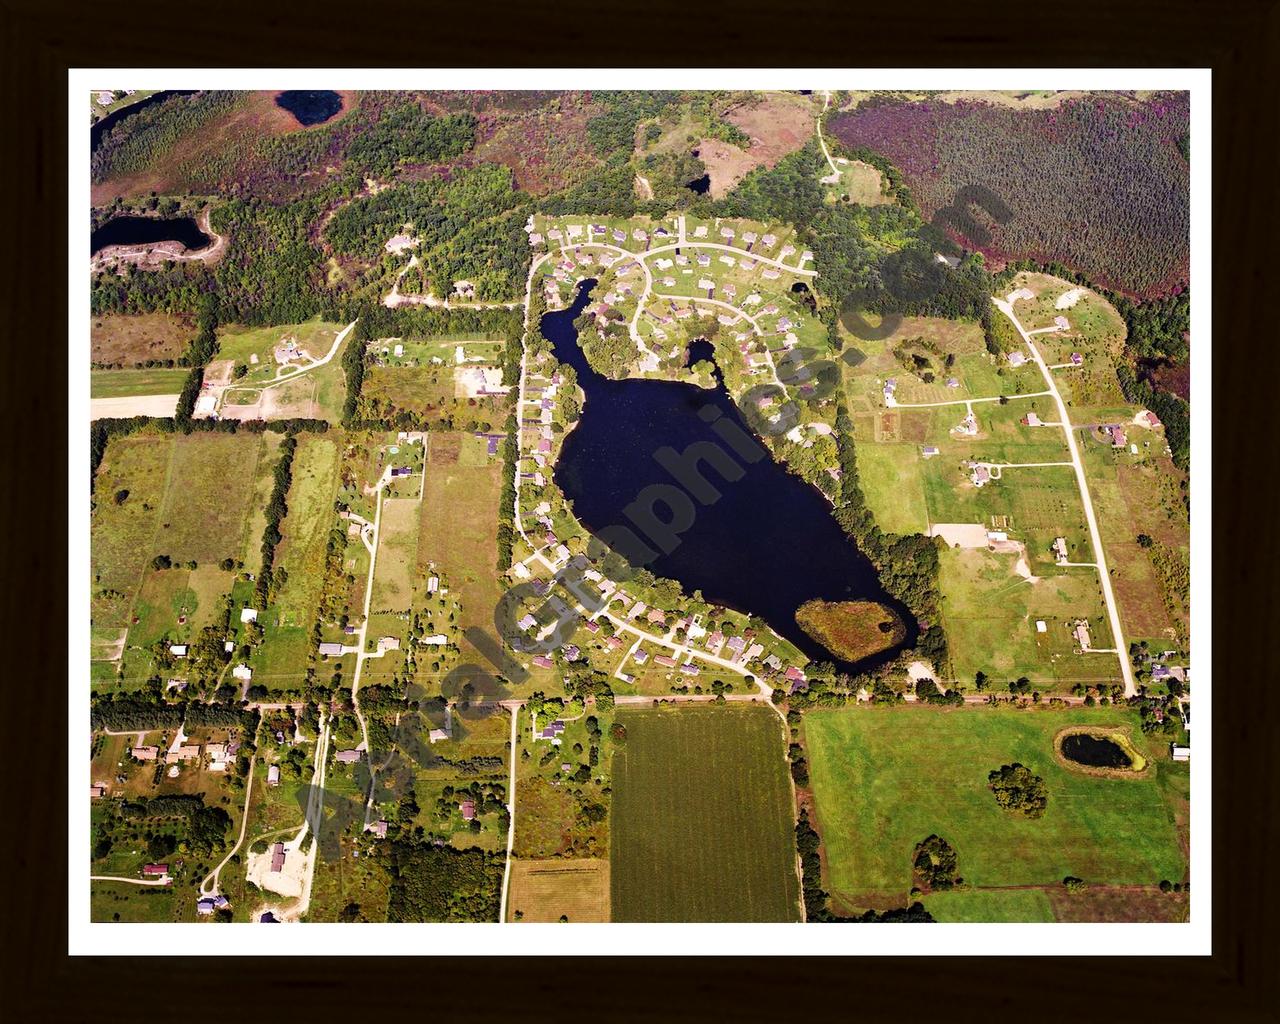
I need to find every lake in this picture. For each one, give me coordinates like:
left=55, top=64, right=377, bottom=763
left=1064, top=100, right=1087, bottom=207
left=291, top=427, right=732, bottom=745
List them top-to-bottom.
left=275, top=91, right=343, bottom=126
left=90, top=216, right=211, bottom=255
left=544, top=280, right=916, bottom=673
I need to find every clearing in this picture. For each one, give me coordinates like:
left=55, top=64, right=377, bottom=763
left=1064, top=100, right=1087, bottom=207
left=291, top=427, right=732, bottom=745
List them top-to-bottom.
left=804, top=706, right=1188, bottom=916
left=506, top=859, right=610, bottom=923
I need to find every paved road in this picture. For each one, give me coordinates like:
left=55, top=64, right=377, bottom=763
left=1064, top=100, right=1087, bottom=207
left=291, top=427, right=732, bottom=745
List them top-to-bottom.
left=994, top=297, right=1135, bottom=696
left=498, top=705, right=519, bottom=923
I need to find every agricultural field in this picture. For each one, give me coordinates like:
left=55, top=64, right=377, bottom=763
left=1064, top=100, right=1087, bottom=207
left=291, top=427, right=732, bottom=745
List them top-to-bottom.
left=90, top=311, right=193, bottom=366
left=90, top=367, right=189, bottom=398
left=610, top=705, right=800, bottom=922
left=804, top=706, right=1188, bottom=918
left=507, top=859, right=610, bottom=922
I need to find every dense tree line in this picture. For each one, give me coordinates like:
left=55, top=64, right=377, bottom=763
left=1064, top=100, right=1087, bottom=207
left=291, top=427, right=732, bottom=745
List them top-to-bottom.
left=496, top=413, right=518, bottom=572
left=257, top=436, right=298, bottom=606
left=90, top=695, right=184, bottom=732
left=385, top=839, right=502, bottom=922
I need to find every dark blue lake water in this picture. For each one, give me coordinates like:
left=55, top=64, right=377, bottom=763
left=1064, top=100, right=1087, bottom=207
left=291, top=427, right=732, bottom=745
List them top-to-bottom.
left=275, top=91, right=343, bottom=126
left=90, top=215, right=210, bottom=255
left=544, top=280, right=916, bottom=673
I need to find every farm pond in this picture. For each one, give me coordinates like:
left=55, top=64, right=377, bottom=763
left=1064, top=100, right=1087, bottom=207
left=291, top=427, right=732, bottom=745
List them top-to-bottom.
left=543, top=279, right=916, bottom=672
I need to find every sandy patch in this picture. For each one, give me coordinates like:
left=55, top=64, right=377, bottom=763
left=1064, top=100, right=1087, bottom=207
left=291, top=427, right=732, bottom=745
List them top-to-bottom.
left=1055, top=287, right=1088, bottom=310
left=91, top=394, right=180, bottom=420
left=928, top=523, right=990, bottom=548
left=906, top=660, right=936, bottom=682
left=245, top=835, right=312, bottom=903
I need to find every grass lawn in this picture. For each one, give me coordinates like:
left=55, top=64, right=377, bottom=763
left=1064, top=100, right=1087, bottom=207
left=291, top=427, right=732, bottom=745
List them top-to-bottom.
left=213, top=319, right=342, bottom=388
left=90, top=367, right=189, bottom=398
left=418, top=432, right=504, bottom=663
left=271, top=435, right=340, bottom=627
left=851, top=440, right=929, bottom=535
left=370, top=498, right=420, bottom=614
left=939, top=546, right=1118, bottom=687
left=610, top=705, right=800, bottom=922
left=804, top=706, right=1188, bottom=916
left=507, top=859, right=610, bottom=922
left=91, top=881, right=185, bottom=923
left=921, top=887, right=1055, bottom=923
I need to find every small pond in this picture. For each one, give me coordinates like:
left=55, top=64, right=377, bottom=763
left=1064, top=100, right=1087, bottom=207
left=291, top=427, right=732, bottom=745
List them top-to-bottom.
left=275, top=90, right=343, bottom=126
left=685, top=174, right=711, bottom=195
left=91, top=215, right=210, bottom=255
left=684, top=337, right=716, bottom=370
left=1061, top=732, right=1133, bottom=770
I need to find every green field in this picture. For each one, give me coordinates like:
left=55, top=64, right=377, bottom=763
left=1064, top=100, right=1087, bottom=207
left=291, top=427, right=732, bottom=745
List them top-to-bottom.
left=213, top=319, right=342, bottom=388
left=90, top=367, right=189, bottom=398
left=158, top=432, right=264, bottom=563
left=852, top=441, right=929, bottom=535
left=370, top=498, right=420, bottom=613
left=610, top=705, right=800, bottom=922
left=804, top=706, right=1188, bottom=916
left=922, top=887, right=1055, bottom=922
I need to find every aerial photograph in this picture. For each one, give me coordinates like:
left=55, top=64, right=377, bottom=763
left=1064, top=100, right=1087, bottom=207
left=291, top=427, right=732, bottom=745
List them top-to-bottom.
left=84, top=84, right=1193, bottom=928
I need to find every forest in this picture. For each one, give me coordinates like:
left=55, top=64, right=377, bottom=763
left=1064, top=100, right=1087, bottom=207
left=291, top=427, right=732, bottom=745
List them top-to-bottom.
left=827, top=93, right=1190, bottom=299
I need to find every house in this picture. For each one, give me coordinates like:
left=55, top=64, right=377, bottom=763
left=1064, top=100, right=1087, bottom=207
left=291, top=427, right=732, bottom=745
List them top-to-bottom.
left=693, top=225, right=708, bottom=237
left=761, top=233, right=777, bottom=247
left=393, top=344, right=404, bottom=358
left=1007, top=351, right=1027, bottom=367
left=1070, top=352, right=1084, bottom=365
left=1141, top=410, right=1162, bottom=429
left=1021, top=412, right=1043, bottom=427
left=1105, top=425, right=1128, bottom=447
left=921, top=446, right=940, bottom=458
left=970, top=463, right=991, bottom=487
left=391, top=466, right=412, bottom=478
left=1052, top=537, right=1069, bottom=564
left=427, top=576, right=439, bottom=593
left=240, top=607, right=258, bottom=624
left=647, top=608, right=667, bottom=625
left=517, top=613, right=538, bottom=631
left=584, top=620, right=600, bottom=634
left=1035, top=620, right=1047, bottom=633
left=1072, top=621, right=1093, bottom=651
left=422, top=633, right=449, bottom=646
left=378, top=636, right=400, bottom=652
left=318, top=642, right=345, bottom=657
left=168, top=644, right=188, bottom=658
left=563, top=644, right=581, bottom=661
left=631, top=650, right=649, bottom=665
left=653, top=654, right=678, bottom=668
left=762, top=654, right=782, bottom=672
left=532, top=655, right=554, bottom=669
left=232, top=663, right=252, bottom=681
left=679, top=663, right=700, bottom=676
left=429, top=728, right=449, bottom=743
left=206, top=742, right=229, bottom=761
left=1171, top=744, right=1191, bottom=762
left=131, top=745, right=159, bottom=761
left=166, top=745, right=200, bottom=764
left=335, top=749, right=363, bottom=764
left=267, top=765, right=281, bottom=787
left=90, top=784, right=107, bottom=799
left=460, top=799, right=477, bottom=821
left=367, top=820, right=389, bottom=838
left=270, top=842, right=286, bottom=873
left=142, top=864, right=168, bottom=877
left=196, top=898, right=216, bottom=916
